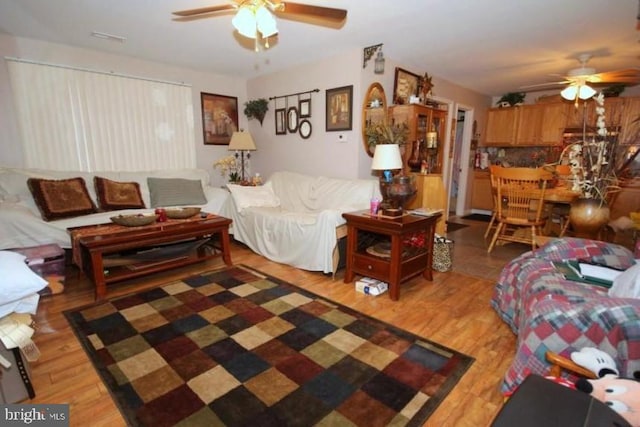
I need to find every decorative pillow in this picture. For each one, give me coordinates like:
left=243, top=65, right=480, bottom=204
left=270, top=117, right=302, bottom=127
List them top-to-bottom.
left=94, top=176, right=145, bottom=211
left=27, top=177, right=97, bottom=221
left=147, top=177, right=207, bottom=207
left=227, top=182, right=280, bottom=213
left=0, top=251, right=48, bottom=307
left=608, top=262, right=640, bottom=298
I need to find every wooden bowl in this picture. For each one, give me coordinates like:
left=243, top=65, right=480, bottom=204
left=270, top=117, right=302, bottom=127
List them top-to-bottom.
left=165, top=207, right=201, bottom=219
left=110, top=213, right=158, bottom=227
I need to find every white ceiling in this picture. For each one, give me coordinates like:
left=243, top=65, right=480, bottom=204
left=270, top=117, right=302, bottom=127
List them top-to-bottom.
left=0, top=0, right=638, bottom=97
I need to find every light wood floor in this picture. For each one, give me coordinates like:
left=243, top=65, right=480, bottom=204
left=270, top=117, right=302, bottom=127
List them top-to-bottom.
left=26, top=218, right=531, bottom=427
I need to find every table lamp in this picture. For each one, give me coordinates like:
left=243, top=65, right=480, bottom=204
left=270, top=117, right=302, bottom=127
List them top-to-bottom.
left=228, top=131, right=257, bottom=182
left=371, top=144, right=411, bottom=216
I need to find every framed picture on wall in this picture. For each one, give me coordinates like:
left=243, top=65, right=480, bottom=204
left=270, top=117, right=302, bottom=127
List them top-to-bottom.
left=393, top=67, right=420, bottom=105
left=325, top=85, right=353, bottom=132
left=200, top=92, right=239, bottom=145
left=299, top=98, right=311, bottom=118
left=275, top=108, right=286, bottom=135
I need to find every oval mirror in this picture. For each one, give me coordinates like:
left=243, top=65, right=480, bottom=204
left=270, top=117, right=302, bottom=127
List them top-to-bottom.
left=362, top=82, right=387, bottom=157
left=287, top=107, right=299, bottom=133
left=299, top=119, right=312, bottom=139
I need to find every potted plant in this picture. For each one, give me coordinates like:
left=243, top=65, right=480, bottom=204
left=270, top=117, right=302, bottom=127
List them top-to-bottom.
left=497, top=92, right=526, bottom=107
left=243, top=98, right=269, bottom=125
left=365, top=119, right=409, bottom=152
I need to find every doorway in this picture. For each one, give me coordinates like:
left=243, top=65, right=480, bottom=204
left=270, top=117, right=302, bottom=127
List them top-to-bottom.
left=447, top=105, right=474, bottom=217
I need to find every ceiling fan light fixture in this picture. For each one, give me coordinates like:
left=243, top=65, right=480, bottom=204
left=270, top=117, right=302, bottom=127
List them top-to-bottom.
left=256, top=5, right=278, bottom=38
left=232, top=7, right=257, bottom=38
left=561, top=83, right=596, bottom=101
left=579, top=84, right=597, bottom=99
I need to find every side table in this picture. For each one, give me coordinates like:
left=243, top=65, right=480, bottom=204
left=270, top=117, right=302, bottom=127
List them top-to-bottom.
left=342, top=210, right=441, bottom=300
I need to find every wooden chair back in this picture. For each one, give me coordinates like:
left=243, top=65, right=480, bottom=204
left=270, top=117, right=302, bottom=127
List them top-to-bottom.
left=493, top=166, right=554, bottom=224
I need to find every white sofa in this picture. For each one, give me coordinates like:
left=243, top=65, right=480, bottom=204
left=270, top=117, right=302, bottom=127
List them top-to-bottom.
left=0, top=167, right=229, bottom=250
left=221, top=171, right=381, bottom=275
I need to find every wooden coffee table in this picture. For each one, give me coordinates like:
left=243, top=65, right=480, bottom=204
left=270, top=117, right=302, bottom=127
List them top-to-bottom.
left=70, top=215, right=232, bottom=300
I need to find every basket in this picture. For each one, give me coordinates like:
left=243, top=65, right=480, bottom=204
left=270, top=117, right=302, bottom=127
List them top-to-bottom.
left=165, top=207, right=201, bottom=219
left=110, top=214, right=158, bottom=227
left=432, top=237, right=454, bottom=272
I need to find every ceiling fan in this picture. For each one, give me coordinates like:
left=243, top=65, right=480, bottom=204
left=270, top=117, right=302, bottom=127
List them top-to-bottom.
left=173, top=1, right=348, bottom=51
left=521, top=53, right=640, bottom=101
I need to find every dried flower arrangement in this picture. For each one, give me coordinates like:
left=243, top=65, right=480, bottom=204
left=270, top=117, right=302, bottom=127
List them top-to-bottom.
left=559, top=92, right=621, bottom=202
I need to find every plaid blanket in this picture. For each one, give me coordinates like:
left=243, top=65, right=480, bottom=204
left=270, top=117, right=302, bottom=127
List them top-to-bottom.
left=491, top=237, right=639, bottom=394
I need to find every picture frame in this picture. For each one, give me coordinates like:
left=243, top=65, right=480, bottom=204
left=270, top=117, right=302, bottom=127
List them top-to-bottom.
left=393, top=67, right=420, bottom=105
left=325, top=85, right=353, bottom=132
left=200, top=92, right=239, bottom=145
left=299, top=98, right=311, bottom=118
left=287, top=106, right=299, bottom=133
left=275, top=108, right=286, bottom=135
left=299, top=119, right=312, bottom=139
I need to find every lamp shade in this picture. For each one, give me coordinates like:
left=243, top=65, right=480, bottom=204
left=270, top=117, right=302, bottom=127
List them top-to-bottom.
left=256, top=5, right=278, bottom=38
left=232, top=7, right=257, bottom=39
left=561, top=84, right=596, bottom=101
left=228, top=131, right=257, bottom=151
left=371, top=144, right=403, bottom=170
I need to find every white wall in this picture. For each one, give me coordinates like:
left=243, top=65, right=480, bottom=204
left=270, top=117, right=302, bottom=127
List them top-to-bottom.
left=0, top=34, right=247, bottom=186
left=245, top=48, right=364, bottom=181
left=245, top=51, right=492, bottom=183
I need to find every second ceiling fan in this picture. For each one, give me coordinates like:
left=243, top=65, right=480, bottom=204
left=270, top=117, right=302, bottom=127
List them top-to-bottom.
left=173, top=1, right=348, bottom=50
left=522, top=53, right=640, bottom=102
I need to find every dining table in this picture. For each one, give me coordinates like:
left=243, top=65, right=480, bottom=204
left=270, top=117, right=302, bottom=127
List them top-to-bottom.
left=541, top=185, right=581, bottom=237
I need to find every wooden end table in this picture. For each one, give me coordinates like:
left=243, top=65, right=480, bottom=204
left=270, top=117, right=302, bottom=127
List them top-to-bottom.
left=342, top=210, right=441, bottom=300
left=70, top=215, right=232, bottom=300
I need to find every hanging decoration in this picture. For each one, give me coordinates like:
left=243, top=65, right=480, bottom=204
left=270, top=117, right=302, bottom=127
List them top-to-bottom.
left=269, top=88, right=319, bottom=138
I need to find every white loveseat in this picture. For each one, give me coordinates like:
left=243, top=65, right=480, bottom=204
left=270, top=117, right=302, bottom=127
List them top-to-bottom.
left=0, top=167, right=229, bottom=250
left=221, top=171, right=381, bottom=275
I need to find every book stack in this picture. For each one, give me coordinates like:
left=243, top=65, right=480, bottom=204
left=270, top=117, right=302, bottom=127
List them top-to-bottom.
left=355, top=277, right=388, bottom=296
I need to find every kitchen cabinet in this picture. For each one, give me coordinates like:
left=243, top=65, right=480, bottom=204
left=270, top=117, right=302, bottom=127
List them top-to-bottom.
left=483, top=96, right=638, bottom=148
left=565, top=97, right=626, bottom=129
left=620, top=97, right=640, bottom=145
left=483, top=103, right=565, bottom=146
left=514, top=103, right=566, bottom=146
left=389, top=104, right=447, bottom=173
left=483, top=107, right=518, bottom=146
left=471, top=171, right=493, bottom=210
left=405, top=173, right=447, bottom=235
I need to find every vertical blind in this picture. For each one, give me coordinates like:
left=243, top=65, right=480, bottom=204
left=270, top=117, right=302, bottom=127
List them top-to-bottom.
left=6, top=58, right=195, bottom=172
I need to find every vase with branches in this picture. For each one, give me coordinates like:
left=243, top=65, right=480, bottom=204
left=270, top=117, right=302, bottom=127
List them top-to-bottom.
left=554, top=92, right=632, bottom=237
left=559, top=92, right=621, bottom=202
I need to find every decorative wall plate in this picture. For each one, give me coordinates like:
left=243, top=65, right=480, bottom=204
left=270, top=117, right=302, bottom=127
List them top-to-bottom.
left=299, top=119, right=312, bottom=139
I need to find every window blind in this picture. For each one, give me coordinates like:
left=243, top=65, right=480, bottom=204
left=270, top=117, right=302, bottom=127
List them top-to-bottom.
left=6, top=58, right=195, bottom=172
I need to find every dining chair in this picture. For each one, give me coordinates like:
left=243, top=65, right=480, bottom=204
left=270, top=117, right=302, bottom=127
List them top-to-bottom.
left=483, top=165, right=500, bottom=239
left=487, top=166, right=554, bottom=253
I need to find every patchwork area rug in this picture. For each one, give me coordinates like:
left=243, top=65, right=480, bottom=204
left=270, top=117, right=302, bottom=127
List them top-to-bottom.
left=65, top=265, right=474, bottom=427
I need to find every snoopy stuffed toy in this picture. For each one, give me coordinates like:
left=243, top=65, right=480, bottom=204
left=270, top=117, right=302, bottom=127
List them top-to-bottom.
left=570, top=347, right=640, bottom=427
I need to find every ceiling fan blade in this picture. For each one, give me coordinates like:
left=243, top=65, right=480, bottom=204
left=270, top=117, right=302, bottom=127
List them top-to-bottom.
left=275, top=2, right=347, bottom=23
left=172, top=4, right=236, bottom=17
left=520, top=80, right=570, bottom=89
